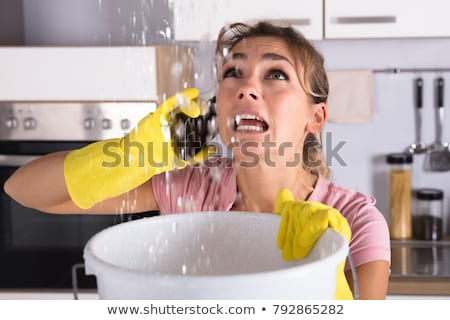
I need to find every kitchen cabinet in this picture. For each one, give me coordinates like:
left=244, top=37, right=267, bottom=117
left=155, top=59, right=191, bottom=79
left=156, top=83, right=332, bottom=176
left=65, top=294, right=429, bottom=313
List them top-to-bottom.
left=172, top=0, right=323, bottom=41
left=325, top=0, right=450, bottom=39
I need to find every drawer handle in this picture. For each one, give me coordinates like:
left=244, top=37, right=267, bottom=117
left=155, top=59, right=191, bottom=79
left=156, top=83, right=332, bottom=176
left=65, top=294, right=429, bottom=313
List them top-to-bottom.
left=331, top=16, right=397, bottom=24
left=247, top=18, right=311, bottom=27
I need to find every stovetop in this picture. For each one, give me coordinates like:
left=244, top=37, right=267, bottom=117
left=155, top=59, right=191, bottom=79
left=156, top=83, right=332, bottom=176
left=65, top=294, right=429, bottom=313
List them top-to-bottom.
left=0, top=102, right=156, bottom=141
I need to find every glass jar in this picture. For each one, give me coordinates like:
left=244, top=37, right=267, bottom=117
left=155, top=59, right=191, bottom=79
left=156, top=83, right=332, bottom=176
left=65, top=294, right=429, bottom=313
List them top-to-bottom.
left=386, top=153, right=413, bottom=240
left=413, top=188, right=444, bottom=241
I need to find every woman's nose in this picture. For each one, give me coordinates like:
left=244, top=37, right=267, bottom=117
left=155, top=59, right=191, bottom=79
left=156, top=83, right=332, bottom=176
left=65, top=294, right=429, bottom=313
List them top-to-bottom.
left=237, top=86, right=259, bottom=101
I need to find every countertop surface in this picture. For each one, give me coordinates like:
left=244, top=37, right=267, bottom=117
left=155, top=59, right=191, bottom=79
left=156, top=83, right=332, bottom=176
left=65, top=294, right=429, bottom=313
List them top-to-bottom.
left=388, top=238, right=450, bottom=296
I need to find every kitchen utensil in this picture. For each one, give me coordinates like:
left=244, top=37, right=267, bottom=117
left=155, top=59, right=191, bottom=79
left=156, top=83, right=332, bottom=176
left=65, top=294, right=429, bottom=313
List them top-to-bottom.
left=428, top=77, right=450, bottom=171
left=408, top=78, right=428, bottom=154
left=84, top=211, right=348, bottom=299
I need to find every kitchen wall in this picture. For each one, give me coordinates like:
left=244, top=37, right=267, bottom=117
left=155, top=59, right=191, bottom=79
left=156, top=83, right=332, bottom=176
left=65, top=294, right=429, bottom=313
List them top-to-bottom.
left=0, top=0, right=24, bottom=45
left=2, top=0, right=450, bottom=233
left=21, top=0, right=173, bottom=46
left=194, top=38, right=450, bottom=234
left=317, top=39, right=450, bottom=234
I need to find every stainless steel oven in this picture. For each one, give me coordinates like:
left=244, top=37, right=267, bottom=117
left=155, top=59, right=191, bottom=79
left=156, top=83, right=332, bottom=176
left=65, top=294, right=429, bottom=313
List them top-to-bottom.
left=0, top=46, right=195, bottom=290
left=0, top=102, right=159, bottom=289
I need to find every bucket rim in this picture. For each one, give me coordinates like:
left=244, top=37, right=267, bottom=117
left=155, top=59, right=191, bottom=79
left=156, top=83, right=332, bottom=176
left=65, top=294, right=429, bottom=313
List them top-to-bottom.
left=83, top=211, right=349, bottom=282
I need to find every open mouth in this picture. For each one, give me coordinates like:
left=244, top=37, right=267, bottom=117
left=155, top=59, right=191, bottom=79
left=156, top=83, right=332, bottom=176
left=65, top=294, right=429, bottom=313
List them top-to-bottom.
left=234, top=114, right=269, bottom=132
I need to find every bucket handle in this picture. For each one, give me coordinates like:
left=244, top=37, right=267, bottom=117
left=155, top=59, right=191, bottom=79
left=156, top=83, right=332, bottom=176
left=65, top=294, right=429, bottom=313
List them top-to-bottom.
left=71, top=262, right=85, bottom=300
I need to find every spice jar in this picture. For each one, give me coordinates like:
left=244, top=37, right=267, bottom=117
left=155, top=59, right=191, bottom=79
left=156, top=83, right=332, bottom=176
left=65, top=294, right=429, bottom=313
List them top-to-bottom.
left=386, top=153, right=413, bottom=239
left=413, top=188, right=444, bottom=241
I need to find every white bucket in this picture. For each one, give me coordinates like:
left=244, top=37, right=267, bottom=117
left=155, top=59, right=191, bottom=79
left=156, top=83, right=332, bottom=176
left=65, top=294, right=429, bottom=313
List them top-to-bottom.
left=84, top=211, right=348, bottom=299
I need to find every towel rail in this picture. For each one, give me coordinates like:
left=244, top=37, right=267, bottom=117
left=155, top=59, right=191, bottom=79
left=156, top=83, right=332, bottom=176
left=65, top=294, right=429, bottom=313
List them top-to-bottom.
left=373, top=68, right=450, bottom=74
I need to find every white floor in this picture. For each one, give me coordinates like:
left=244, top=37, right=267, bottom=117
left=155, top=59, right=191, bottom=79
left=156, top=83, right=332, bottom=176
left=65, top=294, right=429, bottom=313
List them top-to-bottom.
left=0, top=290, right=99, bottom=300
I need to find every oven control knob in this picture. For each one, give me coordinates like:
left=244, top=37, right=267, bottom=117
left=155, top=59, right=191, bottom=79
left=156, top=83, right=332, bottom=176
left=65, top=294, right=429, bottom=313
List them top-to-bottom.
left=5, top=116, right=19, bottom=129
left=23, top=117, right=37, bottom=130
left=84, top=117, right=97, bottom=130
left=102, top=118, right=113, bottom=130
left=120, top=119, right=131, bottom=130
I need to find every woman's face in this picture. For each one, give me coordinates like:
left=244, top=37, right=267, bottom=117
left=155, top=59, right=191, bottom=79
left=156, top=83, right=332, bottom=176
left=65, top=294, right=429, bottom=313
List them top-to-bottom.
left=216, top=36, right=325, bottom=163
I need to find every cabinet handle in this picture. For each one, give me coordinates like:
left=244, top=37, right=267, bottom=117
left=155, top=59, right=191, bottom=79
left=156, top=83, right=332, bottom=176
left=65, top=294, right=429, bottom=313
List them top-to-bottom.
left=331, top=16, right=396, bottom=24
left=247, top=18, right=310, bottom=27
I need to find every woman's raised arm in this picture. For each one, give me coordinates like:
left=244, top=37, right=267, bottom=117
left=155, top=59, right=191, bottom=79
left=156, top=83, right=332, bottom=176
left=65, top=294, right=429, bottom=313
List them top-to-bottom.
left=3, top=150, right=158, bottom=214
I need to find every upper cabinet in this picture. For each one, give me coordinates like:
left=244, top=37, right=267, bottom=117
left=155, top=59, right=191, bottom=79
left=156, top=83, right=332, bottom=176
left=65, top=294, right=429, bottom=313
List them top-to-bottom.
left=172, top=0, right=323, bottom=41
left=173, top=0, right=450, bottom=41
left=325, top=0, right=450, bottom=39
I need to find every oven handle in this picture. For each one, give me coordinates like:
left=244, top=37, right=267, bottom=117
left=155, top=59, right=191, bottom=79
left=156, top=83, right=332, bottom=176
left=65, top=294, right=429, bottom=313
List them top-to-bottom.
left=0, top=154, right=40, bottom=166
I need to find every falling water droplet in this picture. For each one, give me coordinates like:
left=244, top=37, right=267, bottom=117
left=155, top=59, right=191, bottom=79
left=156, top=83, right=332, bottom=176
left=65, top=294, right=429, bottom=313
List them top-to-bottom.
left=132, top=11, right=137, bottom=28
left=141, top=30, right=147, bottom=46
left=170, top=62, right=183, bottom=77
left=227, top=117, right=235, bottom=129
left=230, top=136, right=239, bottom=145
left=209, top=166, right=222, bottom=182
left=213, top=194, right=221, bottom=209
left=176, top=196, right=183, bottom=212
left=172, top=221, right=177, bottom=234
left=205, top=257, right=211, bottom=269
left=181, top=264, right=187, bottom=275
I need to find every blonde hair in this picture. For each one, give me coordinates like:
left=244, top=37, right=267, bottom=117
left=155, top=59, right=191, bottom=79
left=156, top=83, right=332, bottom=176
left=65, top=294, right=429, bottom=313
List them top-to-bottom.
left=215, top=21, right=330, bottom=178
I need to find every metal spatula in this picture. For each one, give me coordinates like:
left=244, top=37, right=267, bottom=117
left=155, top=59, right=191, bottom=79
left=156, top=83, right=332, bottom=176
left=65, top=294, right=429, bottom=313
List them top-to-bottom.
left=429, top=77, right=450, bottom=172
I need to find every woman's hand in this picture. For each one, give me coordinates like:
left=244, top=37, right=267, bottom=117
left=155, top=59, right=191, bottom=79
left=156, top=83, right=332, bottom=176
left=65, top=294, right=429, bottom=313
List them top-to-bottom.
left=64, top=88, right=209, bottom=209
left=274, top=188, right=353, bottom=299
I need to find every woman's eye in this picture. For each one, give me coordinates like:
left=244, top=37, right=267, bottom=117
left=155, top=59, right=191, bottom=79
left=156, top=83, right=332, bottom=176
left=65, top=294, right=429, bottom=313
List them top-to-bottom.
left=223, top=67, right=241, bottom=79
left=267, top=70, right=288, bottom=80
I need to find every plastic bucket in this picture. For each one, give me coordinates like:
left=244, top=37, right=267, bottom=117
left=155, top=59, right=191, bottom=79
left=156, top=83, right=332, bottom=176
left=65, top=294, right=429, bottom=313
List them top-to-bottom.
left=84, top=211, right=348, bottom=299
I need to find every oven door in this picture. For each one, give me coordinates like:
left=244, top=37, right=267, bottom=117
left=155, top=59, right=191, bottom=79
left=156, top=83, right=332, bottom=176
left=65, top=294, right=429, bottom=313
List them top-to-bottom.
left=0, top=153, right=157, bottom=289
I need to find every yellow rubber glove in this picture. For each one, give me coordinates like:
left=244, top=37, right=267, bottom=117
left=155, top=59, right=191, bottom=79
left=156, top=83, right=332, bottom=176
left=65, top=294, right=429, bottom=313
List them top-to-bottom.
left=64, top=88, right=211, bottom=209
left=274, top=188, right=353, bottom=300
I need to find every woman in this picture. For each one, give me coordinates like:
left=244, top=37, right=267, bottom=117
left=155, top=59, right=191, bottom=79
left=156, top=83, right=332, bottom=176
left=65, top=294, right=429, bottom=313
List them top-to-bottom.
left=4, top=22, right=390, bottom=299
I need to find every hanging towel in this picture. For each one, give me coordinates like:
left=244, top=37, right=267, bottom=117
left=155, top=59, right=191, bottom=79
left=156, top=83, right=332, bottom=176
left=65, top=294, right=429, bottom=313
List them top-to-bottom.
left=326, top=69, right=374, bottom=123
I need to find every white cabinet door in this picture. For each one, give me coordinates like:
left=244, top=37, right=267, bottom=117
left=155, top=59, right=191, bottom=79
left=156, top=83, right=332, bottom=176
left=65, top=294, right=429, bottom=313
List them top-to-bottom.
left=173, top=0, right=323, bottom=41
left=325, top=0, right=450, bottom=39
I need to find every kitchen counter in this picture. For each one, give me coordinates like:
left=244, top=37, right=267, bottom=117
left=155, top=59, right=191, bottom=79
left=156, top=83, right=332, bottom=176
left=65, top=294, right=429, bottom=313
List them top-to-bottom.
left=388, top=238, right=450, bottom=296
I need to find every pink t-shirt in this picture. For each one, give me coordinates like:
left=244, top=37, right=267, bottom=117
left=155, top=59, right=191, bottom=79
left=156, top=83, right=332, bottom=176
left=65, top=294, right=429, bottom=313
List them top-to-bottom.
left=152, top=158, right=391, bottom=270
